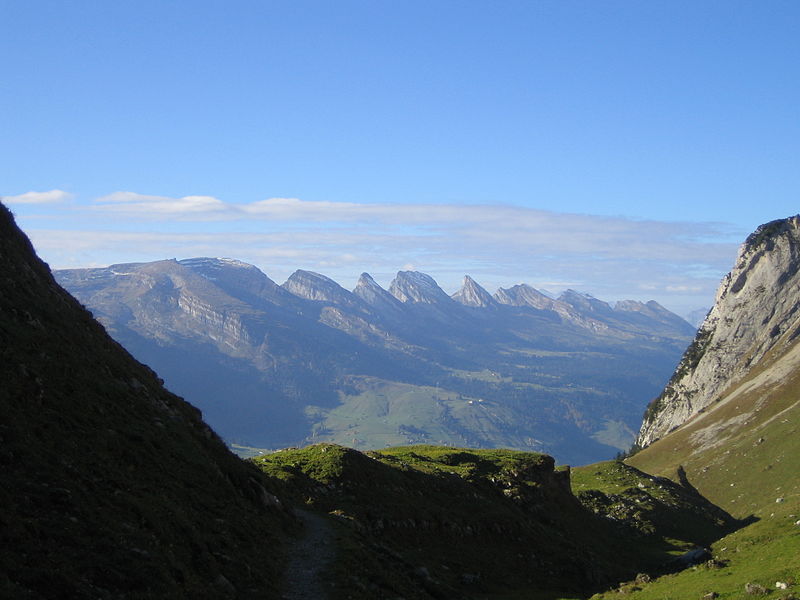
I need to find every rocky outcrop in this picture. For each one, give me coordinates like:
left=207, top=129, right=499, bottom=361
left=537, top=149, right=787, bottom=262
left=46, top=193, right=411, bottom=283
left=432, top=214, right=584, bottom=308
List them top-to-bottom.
left=637, top=216, right=800, bottom=447
left=451, top=275, right=497, bottom=307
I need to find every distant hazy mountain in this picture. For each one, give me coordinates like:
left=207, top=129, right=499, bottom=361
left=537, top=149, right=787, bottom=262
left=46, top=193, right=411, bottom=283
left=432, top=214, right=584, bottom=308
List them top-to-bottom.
left=55, top=258, right=695, bottom=464
left=683, top=307, right=710, bottom=328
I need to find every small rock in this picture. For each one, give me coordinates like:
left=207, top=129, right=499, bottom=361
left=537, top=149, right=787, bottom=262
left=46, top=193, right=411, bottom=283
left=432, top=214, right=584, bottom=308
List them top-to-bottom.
left=674, top=547, right=712, bottom=567
left=634, top=573, right=651, bottom=584
left=745, top=582, right=768, bottom=595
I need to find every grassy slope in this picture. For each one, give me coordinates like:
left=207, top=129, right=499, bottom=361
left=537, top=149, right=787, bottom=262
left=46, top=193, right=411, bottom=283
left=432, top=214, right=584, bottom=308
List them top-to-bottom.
left=605, top=340, right=800, bottom=599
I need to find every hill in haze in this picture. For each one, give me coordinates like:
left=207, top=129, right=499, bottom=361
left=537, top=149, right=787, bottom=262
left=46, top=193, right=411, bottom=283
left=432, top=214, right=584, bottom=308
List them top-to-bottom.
left=54, top=259, right=694, bottom=464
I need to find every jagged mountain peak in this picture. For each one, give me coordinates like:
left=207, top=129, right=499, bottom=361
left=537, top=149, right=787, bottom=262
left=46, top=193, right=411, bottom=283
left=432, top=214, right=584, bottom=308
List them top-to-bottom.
left=637, top=214, right=800, bottom=447
left=741, top=214, right=800, bottom=254
left=178, top=256, right=293, bottom=306
left=285, top=268, right=338, bottom=286
left=282, top=269, right=358, bottom=305
left=388, top=270, right=453, bottom=304
left=353, top=272, right=404, bottom=312
left=356, top=272, right=379, bottom=286
left=452, top=275, right=496, bottom=307
left=494, top=283, right=553, bottom=309
left=559, top=289, right=614, bottom=314
left=559, top=289, right=594, bottom=301
left=614, top=299, right=647, bottom=311
left=615, top=299, right=675, bottom=317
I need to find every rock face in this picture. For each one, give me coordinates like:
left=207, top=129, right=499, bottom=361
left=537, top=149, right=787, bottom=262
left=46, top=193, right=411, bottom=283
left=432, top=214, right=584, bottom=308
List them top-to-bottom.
left=0, top=203, right=291, bottom=598
left=637, top=216, right=800, bottom=447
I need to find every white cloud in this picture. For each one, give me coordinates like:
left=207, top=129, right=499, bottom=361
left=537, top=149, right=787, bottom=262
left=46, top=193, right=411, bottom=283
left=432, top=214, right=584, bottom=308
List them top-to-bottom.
left=2, top=189, right=74, bottom=204
left=12, top=191, right=743, bottom=315
left=94, top=192, right=227, bottom=217
left=84, top=193, right=739, bottom=263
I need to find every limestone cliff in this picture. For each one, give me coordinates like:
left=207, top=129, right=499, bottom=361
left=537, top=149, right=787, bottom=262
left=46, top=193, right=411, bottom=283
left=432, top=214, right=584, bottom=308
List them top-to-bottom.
left=637, top=216, right=800, bottom=447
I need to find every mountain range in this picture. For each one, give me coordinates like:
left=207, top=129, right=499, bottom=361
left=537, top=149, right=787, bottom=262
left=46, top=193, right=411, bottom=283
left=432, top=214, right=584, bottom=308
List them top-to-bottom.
left=3, top=200, right=799, bottom=599
left=54, top=258, right=695, bottom=464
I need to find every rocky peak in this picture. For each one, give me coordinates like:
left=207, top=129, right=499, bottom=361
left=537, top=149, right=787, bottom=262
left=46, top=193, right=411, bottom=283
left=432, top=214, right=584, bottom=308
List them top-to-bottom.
left=637, top=215, right=800, bottom=447
left=178, top=257, right=294, bottom=306
left=282, top=269, right=360, bottom=307
left=388, top=271, right=453, bottom=304
left=353, top=272, right=385, bottom=298
left=353, top=273, right=405, bottom=313
left=451, top=275, right=497, bottom=308
left=494, top=284, right=554, bottom=310
left=558, top=290, right=614, bottom=315
left=614, top=299, right=648, bottom=312
left=614, top=299, right=696, bottom=338
left=614, top=299, right=682, bottom=322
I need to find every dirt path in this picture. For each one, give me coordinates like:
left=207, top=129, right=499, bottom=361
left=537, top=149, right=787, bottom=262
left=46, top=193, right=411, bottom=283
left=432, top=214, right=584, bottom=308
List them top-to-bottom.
left=281, top=509, right=337, bottom=600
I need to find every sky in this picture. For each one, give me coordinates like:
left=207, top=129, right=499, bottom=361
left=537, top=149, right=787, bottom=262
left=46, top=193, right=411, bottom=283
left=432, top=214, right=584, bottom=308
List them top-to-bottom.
left=2, top=1, right=799, bottom=317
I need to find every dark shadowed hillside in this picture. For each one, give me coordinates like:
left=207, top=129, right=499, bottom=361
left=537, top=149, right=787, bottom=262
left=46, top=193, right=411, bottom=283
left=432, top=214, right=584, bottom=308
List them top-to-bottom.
left=0, top=202, right=293, bottom=598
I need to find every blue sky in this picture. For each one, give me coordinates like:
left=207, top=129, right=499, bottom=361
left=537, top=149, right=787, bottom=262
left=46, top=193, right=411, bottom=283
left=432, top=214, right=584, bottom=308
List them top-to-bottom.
left=2, top=1, right=799, bottom=316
